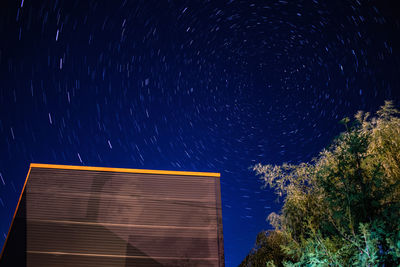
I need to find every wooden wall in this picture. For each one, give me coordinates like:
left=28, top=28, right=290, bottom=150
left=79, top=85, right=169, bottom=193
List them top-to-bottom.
left=0, top=165, right=224, bottom=267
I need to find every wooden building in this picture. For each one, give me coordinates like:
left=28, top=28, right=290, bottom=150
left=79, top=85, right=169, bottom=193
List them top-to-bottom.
left=0, top=163, right=224, bottom=266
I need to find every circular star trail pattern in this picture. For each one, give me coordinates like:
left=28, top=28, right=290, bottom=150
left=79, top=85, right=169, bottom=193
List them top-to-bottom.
left=1, top=0, right=399, bottom=265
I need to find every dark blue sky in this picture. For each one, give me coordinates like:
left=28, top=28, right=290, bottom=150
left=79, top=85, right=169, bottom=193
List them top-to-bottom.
left=1, top=0, right=399, bottom=266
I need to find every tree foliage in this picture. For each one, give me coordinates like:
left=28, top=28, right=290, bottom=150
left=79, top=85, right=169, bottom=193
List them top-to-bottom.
left=241, top=101, right=400, bottom=266
left=239, top=230, right=293, bottom=267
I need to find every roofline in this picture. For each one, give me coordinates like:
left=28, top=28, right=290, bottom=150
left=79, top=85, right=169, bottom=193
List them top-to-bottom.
left=30, top=163, right=221, bottom=178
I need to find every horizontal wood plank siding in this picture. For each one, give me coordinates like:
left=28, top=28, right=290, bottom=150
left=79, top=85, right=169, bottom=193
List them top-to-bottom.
left=1, top=165, right=224, bottom=267
left=27, top=169, right=217, bottom=203
left=24, top=192, right=217, bottom=227
left=26, top=252, right=219, bottom=267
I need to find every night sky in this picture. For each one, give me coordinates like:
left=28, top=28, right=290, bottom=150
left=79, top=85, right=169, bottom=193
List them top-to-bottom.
left=1, top=0, right=400, bottom=266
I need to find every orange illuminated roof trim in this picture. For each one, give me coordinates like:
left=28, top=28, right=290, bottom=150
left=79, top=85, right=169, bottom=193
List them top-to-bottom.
left=30, top=163, right=221, bottom=177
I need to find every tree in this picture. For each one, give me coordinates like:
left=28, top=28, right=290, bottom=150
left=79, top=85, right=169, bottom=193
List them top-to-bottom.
left=242, top=101, right=400, bottom=266
left=239, top=230, right=293, bottom=267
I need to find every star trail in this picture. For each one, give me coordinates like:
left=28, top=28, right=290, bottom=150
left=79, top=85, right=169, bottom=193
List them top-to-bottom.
left=1, top=0, right=399, bottom=266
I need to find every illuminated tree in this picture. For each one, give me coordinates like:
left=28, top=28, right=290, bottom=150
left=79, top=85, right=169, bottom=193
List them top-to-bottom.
left=242, top=101, right=400, bottom=266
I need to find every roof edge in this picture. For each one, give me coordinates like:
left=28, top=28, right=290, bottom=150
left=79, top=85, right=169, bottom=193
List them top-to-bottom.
left=30, top=163, right=221, bottom=178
